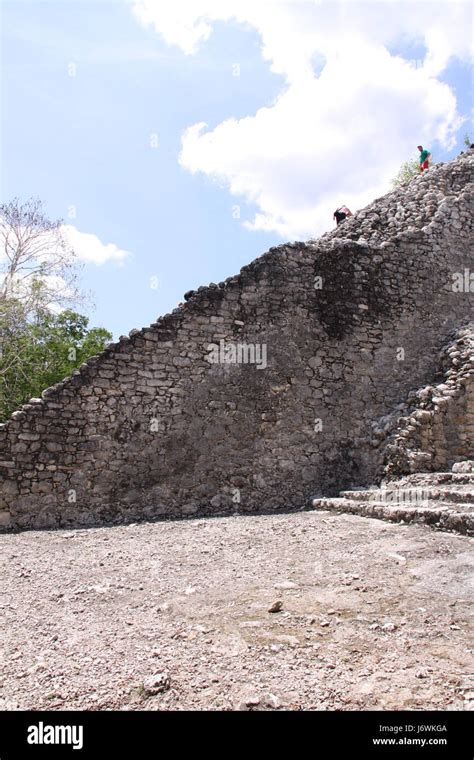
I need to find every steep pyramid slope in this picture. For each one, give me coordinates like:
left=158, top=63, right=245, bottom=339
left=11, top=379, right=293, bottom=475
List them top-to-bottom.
left=0, top=150, right=473, bottom=531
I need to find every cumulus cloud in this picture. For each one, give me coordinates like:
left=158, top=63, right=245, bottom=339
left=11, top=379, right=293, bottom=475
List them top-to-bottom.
left=132, top=0, right=472, bottom=238
left=61, top=225, right=132, bottom=266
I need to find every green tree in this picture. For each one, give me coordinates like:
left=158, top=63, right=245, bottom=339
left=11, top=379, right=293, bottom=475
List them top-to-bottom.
left=391, top=158, right=421, bottom=188
left=0, top=197, right=111, bottom=420
left=0, top=307, right=112, bottom=421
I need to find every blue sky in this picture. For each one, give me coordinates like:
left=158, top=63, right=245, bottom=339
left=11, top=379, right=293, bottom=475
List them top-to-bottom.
left=1, top=0, right=473, bottom=339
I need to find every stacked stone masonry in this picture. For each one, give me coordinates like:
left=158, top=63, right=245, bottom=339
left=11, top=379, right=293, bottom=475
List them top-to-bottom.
left=0, top=150, right=473, bottom=530
left=382, top=326, right=473, bottom=477
left=312, top=462, right=474, bottom=536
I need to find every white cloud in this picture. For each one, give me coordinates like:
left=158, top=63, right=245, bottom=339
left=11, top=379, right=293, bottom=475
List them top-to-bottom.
left=133, top=0, right=473, bottom=238
left=0, top=221, right=131, bottom=315
left=0, top=223, right=131, bottom=269
left=61, top=225, right=132, bottom=266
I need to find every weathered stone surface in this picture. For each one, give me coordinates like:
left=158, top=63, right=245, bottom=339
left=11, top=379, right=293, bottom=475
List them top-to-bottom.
left=0, top=150, right=473, bottom=531
left=381, top=327, right=473, bottom=478
left=452, top=460, right=474, bottom=473
left=312, top=462, right=474, bottom=535
left=141, top=673, right=171, bottom=696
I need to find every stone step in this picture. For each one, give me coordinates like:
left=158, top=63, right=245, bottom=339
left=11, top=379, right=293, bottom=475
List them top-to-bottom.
left=452, top=460, right=474, bottom=473
left=384, top=472, right=473, bottom=487
left=340, top=485, right=474, bottom=505
left=311, top=497, right=474, bottom=536
left=313, top=497, right=474, bottom=515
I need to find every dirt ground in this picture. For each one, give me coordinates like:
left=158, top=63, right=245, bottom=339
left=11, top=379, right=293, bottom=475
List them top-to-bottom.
left=0, top=509, right=472, bottom=711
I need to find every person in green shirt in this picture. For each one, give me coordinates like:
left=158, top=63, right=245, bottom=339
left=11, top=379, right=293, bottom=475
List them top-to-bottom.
left=417, top=145, right=431, bottom=172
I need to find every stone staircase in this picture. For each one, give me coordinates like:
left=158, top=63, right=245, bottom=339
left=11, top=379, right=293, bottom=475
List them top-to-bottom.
left=311, top=462, right=474, bottom=536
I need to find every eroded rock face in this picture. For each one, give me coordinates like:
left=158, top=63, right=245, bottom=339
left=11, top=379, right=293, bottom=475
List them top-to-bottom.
left=0, top=150, right=473, bottom=531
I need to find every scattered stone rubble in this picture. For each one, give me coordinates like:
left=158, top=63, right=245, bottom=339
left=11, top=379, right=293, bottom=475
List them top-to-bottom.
left=0, top=510, right=472, bottom=711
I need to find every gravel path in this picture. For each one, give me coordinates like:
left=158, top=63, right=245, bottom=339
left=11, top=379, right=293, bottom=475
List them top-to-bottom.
left=0, top=510, right=472, bottom=711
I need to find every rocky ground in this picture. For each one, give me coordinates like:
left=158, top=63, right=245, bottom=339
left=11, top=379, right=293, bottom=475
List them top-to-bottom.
left=0, top=510, right=472, bottom=711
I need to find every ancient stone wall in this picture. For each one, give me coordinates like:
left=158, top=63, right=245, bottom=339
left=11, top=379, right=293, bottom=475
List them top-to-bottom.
left=0, top=150, right=473, bottom=530
left=382, top=325, right=473, bottom=477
